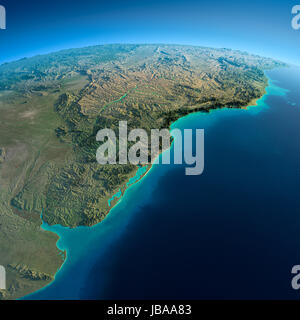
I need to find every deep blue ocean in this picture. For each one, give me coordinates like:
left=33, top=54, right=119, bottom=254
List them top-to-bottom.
left=25, top=66, right=300, bottom=300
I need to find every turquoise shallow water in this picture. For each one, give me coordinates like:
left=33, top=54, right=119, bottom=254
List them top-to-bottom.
left=24, top=66, right=300, bottom=299
left=25, top=165, right=154, bottom=299
left=108, top=166, right=148, bottom=206
left=108, top=189, right=122, bottom=207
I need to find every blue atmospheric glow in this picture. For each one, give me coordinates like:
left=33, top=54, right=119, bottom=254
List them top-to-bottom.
left=0, top=0, right=299, bottom=65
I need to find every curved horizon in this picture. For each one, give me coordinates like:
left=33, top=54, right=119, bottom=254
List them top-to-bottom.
left=0, top=0, right=299, bottom=65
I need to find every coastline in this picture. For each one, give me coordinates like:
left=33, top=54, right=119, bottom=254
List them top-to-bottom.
left=22, top=67, right=289, bottom=300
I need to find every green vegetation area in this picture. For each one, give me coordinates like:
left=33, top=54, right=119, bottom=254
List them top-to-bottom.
left=0, top=44, right=286, bottom=299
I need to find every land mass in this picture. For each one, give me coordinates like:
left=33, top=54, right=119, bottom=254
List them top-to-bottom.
left=0, top=44, right=287, bottom=299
